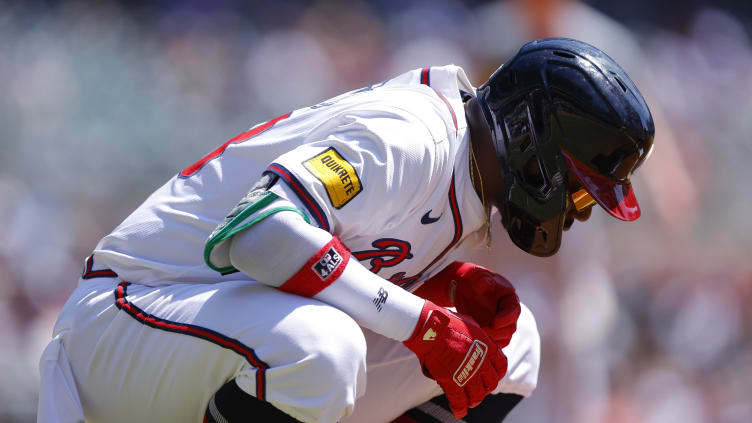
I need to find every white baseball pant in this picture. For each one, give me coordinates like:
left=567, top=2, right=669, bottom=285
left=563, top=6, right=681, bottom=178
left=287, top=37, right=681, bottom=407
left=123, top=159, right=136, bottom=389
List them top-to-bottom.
left=38, top=277, right=539, bottom=423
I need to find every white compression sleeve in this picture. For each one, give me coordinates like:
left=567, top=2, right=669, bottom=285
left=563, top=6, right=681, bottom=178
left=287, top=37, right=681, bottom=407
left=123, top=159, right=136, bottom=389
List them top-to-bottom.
left=229, top=209, right=331, bottom=286
left=229, top=210, right=423, bottom=341
left=316, top=258, right=424, bottom=341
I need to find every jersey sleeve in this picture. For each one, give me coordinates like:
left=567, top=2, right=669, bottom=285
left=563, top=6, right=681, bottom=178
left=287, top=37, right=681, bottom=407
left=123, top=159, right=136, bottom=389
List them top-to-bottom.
left=265, top=107, right=448, bottom=239
left=204, top=172, right=311, bottom=274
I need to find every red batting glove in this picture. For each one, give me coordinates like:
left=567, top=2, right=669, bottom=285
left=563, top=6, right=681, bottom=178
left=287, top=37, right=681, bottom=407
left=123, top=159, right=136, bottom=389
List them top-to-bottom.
left=415, top=262, right=521, bottom=348
left=403, top=300, right=508, bottom=418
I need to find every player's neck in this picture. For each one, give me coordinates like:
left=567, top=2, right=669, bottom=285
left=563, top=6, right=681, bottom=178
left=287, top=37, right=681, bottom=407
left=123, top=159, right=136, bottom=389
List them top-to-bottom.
left=464, top=97, right=504, bottom=209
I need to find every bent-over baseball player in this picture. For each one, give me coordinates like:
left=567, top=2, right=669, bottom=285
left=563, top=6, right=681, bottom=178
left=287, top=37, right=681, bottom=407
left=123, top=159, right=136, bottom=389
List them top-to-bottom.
left=38, top=38, right=654, bottom=423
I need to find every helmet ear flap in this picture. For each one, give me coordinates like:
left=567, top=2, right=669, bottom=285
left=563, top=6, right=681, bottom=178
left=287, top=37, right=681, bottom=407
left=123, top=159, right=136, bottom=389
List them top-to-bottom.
left=480, top=82, right=570, bottom=257
left=503, top=202, right=564, bottom=257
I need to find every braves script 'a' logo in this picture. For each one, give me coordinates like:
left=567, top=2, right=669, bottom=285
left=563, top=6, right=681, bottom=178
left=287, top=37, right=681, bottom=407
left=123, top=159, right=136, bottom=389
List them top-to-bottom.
left=353, top=239, right=413, bottom=274
left=312, top=247, right=343, bottom=280
left=387, top=272, right=422, bottom=287
left=453, top=340, right=488, bottom=387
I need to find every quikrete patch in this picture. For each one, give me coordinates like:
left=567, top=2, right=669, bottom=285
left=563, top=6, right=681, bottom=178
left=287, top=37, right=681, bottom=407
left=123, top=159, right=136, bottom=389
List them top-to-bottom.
left=304, top=147, right=362, bottom=208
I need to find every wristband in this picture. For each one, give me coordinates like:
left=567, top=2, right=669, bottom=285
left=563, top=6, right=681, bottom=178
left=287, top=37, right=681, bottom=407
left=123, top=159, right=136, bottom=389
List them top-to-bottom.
left=278, top=237, right=351, bottom=297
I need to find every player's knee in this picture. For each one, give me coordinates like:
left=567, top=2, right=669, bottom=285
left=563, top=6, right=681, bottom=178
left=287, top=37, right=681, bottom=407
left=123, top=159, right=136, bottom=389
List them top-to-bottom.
left=498, top=302, right=540, bottom=396
left=259, top=305, right=367, bottom=422
left=305, top=310, right=367, bottom=417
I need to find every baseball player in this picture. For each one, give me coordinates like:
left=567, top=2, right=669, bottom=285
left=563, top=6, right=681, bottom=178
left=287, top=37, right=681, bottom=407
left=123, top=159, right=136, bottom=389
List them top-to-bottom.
left=38, top=38, right=653, bottom=423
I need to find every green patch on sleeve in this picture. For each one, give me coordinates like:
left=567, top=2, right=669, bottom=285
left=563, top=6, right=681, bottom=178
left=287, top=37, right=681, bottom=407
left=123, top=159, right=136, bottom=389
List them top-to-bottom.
left=204, top=190, right=310, bottom=274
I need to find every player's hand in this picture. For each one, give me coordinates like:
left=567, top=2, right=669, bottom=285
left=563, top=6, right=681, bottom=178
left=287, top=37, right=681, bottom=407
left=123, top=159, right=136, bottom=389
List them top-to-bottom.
left=420, top=262, right=521, bottom=348
left=403, top=300, right=507, bottom=418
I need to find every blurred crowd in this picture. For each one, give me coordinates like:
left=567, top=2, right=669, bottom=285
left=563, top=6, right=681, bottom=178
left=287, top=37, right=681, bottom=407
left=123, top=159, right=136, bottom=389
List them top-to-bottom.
left=1, top=0, right=751, bottom=421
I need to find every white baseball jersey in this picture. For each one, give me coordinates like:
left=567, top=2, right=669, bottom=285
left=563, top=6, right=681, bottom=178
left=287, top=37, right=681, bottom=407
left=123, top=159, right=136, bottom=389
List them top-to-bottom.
left=43, top=65, right=542, bottom=423
left=92, top=65, right=487, bottom=291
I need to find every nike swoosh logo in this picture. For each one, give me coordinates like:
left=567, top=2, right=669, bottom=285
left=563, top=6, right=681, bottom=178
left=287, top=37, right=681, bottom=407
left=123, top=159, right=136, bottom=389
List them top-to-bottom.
left=421, top=210, right=442, bottom=224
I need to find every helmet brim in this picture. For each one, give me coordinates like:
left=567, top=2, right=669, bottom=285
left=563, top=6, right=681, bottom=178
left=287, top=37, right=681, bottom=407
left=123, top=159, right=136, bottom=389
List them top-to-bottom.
left=561, top=148, right=641, bottom=221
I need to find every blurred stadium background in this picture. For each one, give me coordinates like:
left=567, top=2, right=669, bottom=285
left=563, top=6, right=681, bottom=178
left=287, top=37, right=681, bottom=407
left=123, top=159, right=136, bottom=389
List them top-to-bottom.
left=1, top=0, right=751, bottom=421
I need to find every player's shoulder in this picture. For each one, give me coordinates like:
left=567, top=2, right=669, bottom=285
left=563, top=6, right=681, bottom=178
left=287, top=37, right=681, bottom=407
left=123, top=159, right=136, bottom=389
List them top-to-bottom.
left=382, top=64, right=472, bottom=140
left=343, top=88, right=451, bottom=153
left=370, top=91, right=448, bottom=139
left=324, top=99, right=449, bottom=179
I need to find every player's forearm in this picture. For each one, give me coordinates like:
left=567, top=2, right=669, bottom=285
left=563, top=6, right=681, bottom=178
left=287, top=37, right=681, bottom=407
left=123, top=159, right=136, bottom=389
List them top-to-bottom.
left=228, top=211, right=423, bottom=341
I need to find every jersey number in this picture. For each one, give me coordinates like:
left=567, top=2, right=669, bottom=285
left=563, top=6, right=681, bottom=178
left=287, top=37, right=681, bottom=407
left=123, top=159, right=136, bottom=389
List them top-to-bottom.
left=179, top=112, right=291, bottom=178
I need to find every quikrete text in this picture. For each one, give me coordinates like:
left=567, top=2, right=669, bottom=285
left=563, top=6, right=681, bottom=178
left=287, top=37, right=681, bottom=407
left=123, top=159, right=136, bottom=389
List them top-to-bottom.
left=320, top=155, right=356, bottom=195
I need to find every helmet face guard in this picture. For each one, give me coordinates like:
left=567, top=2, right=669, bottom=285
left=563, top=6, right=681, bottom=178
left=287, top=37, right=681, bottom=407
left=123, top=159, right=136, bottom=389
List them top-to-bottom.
left=478, top=38, right=655, bottom=256
left=478, top=90, right=569, bottom=256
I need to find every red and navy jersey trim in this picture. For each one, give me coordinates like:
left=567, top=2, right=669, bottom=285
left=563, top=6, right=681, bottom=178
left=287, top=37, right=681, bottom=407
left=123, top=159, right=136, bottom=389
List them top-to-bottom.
left=420, top=66, right=458, bottom=136
left=420, top=66, right=431, bottom=86
left=414, top=67, right=462, bottom=282
left=431, top=88, right=458, bottom=136
left=179, top=112, right=291, bottom=178
left=266, top=163, right=331, bottom=232
left=400, top=173, right=463, bottom=290
left=358, top=174, right=463, bottom=290
left=418, top=174, right=463, bottom=274
left=82, top=254, right=118, bottom=279
left=114, top=281, right=270, bottom=401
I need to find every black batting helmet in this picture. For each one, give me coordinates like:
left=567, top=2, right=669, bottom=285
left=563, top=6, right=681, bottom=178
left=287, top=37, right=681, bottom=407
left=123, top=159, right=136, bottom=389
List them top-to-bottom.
left=477, top=38, right=655, bottom=256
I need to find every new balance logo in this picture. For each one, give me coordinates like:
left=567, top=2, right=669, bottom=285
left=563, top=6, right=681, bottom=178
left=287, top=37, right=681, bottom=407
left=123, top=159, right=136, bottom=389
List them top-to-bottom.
left=312, top=247, right=343, bottom=280
left=373, top=287, right=388, bottom=312
left=453, top=340, right=488, bottom=386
